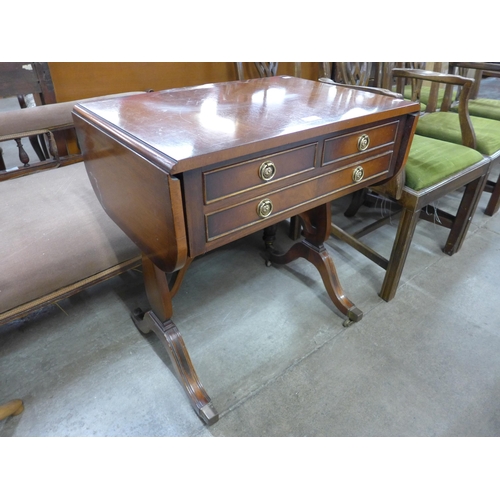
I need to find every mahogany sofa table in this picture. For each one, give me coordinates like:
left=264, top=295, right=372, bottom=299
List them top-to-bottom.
left=73, top=76, right=419, bottom=424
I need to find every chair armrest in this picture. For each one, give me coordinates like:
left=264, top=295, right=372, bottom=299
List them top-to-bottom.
left=448, top=62, right=500, bottom=99
left=449, top=62, right=500, bottom=76
left=392, top=68, right=477, bottom=149
left=392, top=68, right=474, bottom=88
left=319, top=78, right=404, bottom=99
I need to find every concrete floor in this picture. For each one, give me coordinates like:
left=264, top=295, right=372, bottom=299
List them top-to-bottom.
left=1, top=79, right=500, bottom=438
left=1, top=181, right=500, bottom=437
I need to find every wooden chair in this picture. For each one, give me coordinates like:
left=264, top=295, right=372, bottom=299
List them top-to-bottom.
left=235, top=62, right=302, bottom=80
left=322, top=62, right=385, bottom=88
left=446, top=62, right=500, bottom=215
left=326, top=64, right=491, bottom=301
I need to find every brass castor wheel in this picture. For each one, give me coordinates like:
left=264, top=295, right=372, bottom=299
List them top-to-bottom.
left=0, top=399, right=24, bottom=421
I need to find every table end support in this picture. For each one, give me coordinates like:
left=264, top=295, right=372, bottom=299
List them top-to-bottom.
left=264, top=204, right=364, bottom=327
left=132, top=308, right=219, bottom=426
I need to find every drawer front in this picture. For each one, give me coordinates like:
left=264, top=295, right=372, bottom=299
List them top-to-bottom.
left=322, top=121, right=399, bottom=166
left=203, top=143, right=317, bottom=203
left=206, top=151, right=392, bottom=241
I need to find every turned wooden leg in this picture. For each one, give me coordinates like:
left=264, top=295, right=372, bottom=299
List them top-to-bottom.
left=344, top=189, right=368, bottom=217
left=266, top=203, right=363, bottom=327
left=379, top=207, right=421, bottom=302
left=288, top=216, right=302, bottom=240
left=262, top=224, right=278, bottom=249
left=133, top=254, right=219, bottom=425
left=0, top=399, right=24, bottom=421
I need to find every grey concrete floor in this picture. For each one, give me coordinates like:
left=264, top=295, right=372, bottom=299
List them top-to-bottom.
left=1, top=180, right=500, bottom=437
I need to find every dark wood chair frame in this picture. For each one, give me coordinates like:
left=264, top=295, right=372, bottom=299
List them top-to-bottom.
left=325, top=65, right=491, bottom=301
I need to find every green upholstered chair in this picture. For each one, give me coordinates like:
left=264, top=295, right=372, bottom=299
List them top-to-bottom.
left=446, top=63, right=500, bottom=216
left=325, top=66, right=491, bottom=301
left=399, top=67, right=500, bottom=217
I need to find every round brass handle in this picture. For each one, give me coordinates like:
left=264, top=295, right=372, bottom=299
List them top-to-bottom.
left=357, top=134, right=370, bottom=152
left=259, top=160, right=277, bottom=182
left=352, top=166, right=365, bottom=183
left=257, top=198, right=274, bottom=218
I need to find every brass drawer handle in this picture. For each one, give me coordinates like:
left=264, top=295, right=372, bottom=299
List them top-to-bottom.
left=357, top=134, right=370, bottom=152
left=259, top=160, right=276, bottom=182
left=352, top=166, right=365, bottom=183
left=257, top=198, right=273, bottom=218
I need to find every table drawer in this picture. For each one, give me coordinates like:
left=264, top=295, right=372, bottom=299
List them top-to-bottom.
left=322, top=121, right=399, bottom=166
left=203, top=143, right=317, bottom=203
left=206, top=151, right=392, bottom=241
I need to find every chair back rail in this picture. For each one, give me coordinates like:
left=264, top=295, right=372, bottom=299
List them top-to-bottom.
left=235, top=62, right=302, bottom=81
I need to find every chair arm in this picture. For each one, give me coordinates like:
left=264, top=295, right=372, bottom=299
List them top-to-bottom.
left=449, top=62, right=500, bottom=76
left=392, top=68, right=476, bottom=149
left=392, top=68, right=474, bottom=88
left=319, top=78, right=404, bottom=99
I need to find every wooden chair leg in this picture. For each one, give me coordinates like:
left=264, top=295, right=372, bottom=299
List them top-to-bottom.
left=445, top=173, right=489, bottom=255
left=485, top=174, right=500, bottom=216
left=344, top=189, right=367, bottom=217
left=379, top=207, right=421, bottom=302
left=288, top=216, right=302, bottom=240
left=0, top=399, right=24, bottom=421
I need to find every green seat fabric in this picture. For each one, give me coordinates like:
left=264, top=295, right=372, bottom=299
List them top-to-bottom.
left=395, top=85, right=454, bottom=112
left=403, top=85, right=445, bottom=104
left=452, top=98, right=500, bottom=121
left=416, top=111, right=500, bottom=156
left=405, top=134, right=484, bottom=191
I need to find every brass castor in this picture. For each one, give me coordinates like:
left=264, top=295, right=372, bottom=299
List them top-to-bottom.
left=0, top=399, right=24, bottom=421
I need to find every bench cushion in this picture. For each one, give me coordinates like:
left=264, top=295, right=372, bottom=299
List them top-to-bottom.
left=0, top=162, right=140, bottom=316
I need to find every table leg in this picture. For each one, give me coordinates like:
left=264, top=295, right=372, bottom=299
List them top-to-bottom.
left=265, top=203, right=363, bottom=327
left=132, top=255, right=219, bottom=425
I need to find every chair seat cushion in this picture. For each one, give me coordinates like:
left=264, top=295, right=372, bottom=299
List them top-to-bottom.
left=402, top=84, right=455, bottom=108
left=465, top=98, right=500, bottom=121
left=415, top=111, right=500, bottom=156
left=405, top=134, right=484, bottom=191
left=0, top=162, right=140, bottom=315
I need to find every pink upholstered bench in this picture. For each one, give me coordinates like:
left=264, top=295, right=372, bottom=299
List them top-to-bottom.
left=0, top=94, right=143, bottom=325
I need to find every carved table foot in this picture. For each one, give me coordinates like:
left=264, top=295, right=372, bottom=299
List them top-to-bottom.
left=265, top=203, right=363, bottom=327
left=266, top=240, right=363, bottom=327
left=132, top=308, right=219, bottom=425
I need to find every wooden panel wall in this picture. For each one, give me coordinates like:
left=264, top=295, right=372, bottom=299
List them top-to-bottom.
left=48, top=62, right=322, bottom=102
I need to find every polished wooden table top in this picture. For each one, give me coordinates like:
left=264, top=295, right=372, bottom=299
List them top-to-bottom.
left=75, top=76, right=419, bottom=174
left=73, top=77, right=419, bottom=424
